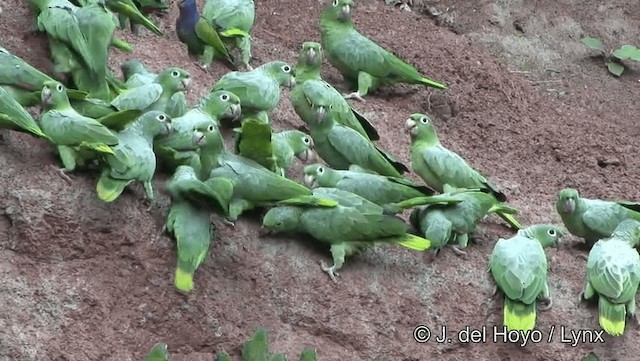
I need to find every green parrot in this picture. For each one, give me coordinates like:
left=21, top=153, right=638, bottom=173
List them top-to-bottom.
left=105, top=0, right=163, bottom=36
left=177, top=0, right=255, bottom=70
left=319, top=0, right=446, bottom=101
left=291, top=41, right=379, bottom=141
left=0, top=46, right=57, bottom=106
left=210, top=61, right=295, bottom=121
left=110, top=67, right=190, bottom=113
left=39, top=80, right=119, bottom=182
left=0, top=87, right=48, bottom=138
left=154, top=90, right=242, bottom=172
left=303, top=105, right=408, bottom=177
left=96, top=111, right=172, bottom=202
left=405, top=113, right=521, bottom=229
left=233, top=118, right=279, bottom=172
left=272, top=130, right=316, bottom=176
left=303, top=163, right=435, bottom=209
left=165, top=165, right=228, bottom=292
left=261, top=187, right=432, bottom=282
left=556, top=188, right=640, bottom=248
left=409, top=189, right=520, bottom=257
left=580, top=219, right=640, bottom=336
left=489, top=224, right=564, bottom=331
left=216, top=328, right=317, bottom=361
left=143, top=343, right=170, bottom=361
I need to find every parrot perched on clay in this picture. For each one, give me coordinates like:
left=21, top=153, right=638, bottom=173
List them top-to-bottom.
left=105, top=0, right=164, bottom=36
left=176, top=0, right=255, bottom=70
left=319, top=0, right=446, bottom=101
left=291, top=41, right=379, bottom=141
left=0, top=46, right=58, bottom=106
left=119, top=59, right=189, bottom=118
left=209, top=61, right=295, bottom=122
left=111, top=67, right=191, bottom=113
left=39, top=80, right=119, bottom=181
left=0, top=87, right=48, bottom=138
left=154, top=90, right=241, bottom=172
left=302, top=104, right=408, bottom=177
left=96, top=111, right=172, bottom=202
left=405, top=113, right=521, bottom=229
left=272, top=130, right=316, bottom=176
left=165, top=164, right=230, bottom=292
left=261, top=187, right=432, bottom=282
left=556, top=188, right=640, bottom=248
left=409, top=189, right=520, bottom=257
left=580, top=219, right=640, bottom=336
left=489, top=224, right=564, bottom=331
left=216, top=328, right=318, bottom=361
left=143, top=343, right=170, bottom=361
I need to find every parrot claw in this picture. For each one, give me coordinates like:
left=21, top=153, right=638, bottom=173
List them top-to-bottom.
left=245, top=63, right=254, bottom=71
left=343, top=92, right=366, bottom=103
left=51, top=165, right=73, bottom=185
left=222, top=218, right=236, bottom=228
left=449, top=245, right=467, bottom=257
left=576, top=254, right=588, bottom=261
left=320, top=260, right=339, bottom=283
left=576, top=291, right=585, bottom=307
left=538, top=297, right=553, bottom=311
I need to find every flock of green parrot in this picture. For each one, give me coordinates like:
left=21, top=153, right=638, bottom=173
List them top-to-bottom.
left=1, top=0, right=640, bottom=348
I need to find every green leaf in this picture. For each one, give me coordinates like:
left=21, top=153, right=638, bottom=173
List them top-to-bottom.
left=581, top=37, right=604, bottom=51
left=612, top=44, right=640, bottom=60
left=606, top=61, right=625, bottom=76
left=582, top=352, right=600, bottom=361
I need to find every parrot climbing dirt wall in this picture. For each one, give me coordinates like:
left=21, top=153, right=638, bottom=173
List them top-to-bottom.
left=1, top=0, right=639, bottom=360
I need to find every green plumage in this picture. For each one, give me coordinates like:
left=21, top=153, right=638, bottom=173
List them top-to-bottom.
left=0, top=46, right=55, bottom=106
left=111, top=67, right=191, bottom=113
left=0, top=87, right=48, bottom=138
left=143, top=343, right=169, bottom=361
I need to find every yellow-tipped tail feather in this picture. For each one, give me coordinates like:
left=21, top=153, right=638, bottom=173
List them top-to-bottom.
left=80, top=142, right=115, bottom=155
left=96, top=173, right=131, bottom=202
left=397, top=234, right=431, bottom=251
left=174, top=267, right=194, bottom=292
left=504, top=297, right=536, bottom=331
left=598, top=297, right=626, bottom=336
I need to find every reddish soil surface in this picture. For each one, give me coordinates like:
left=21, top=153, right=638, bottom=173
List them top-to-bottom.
left=1, top=0, right=639, bottom=360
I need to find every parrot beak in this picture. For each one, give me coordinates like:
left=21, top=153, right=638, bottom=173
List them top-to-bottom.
left=338, top=4, right=351, bottom=20
left=306, top=48, right=317, bottom=64
left=287, top=76, right=296, bottom=88
left=180, top=77, right=192, bottom=91
left=41, top=87, right=52, bottom=105
left=226, top=103, right=242, bottom=121
left=315, top=106, right=327, bottom=123
left=404, top=118, right=417, bottom=134
left=163, top=122, right=172, bottom=135
left=193, top=131, right=205, bottom=146
left=297, top=149, right=316, bottom=162
left=303, top=174, right=317, bottom=188
left=563, top=198, right=575, bottom=214
left=258, top=226, right=273, bottom=237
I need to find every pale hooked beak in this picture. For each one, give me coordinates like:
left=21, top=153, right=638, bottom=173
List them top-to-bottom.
left=338, top=4, right=351, bottom=20
left=306, top=48, right=317, bottom=64
left=287, top=76, right=296, bottom=88
left=180, top=77, right=191, bottom=91
left=41, top=87, right=52, bottom=105
left=229, top=103, right=242, bottom=121
left=315, top=106, right=327, bottom=123
left=404, top=118, right=416, bottom=134
left=163, top=122, right=172, bottom=135
left=193, top=130, right=205, bottom=146
left=297, top=149, right=316, bottom=162
left=303, top=174, right=317, bottom=188
left=563, top=198, right=575, bottom=214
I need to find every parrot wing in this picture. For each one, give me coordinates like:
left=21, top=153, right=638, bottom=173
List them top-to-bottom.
left=106, top=0, right=163, bottom=35
left=0, top=47, right=54, bottom=90
left=212, top=72, right=278, bottom=111
left=110, top=83, right=162, bottom=111
left=0, top=87, right=48, bottom=138
left=234, top=118, right=277, bottom=172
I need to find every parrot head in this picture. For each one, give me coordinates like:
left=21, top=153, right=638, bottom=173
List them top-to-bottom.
left=177, top=0, right=195, bottom=10
left=326, top=0, right=353, bottom=22
left=298, top=42, right=322, bottom=67
left=263, top=61, right=296, bottom=88
left=157, top=67, right=191, bottom=93
left=41, top=81, right=70, bottom=109
left=201, top=91, right=242, bottom=122
left=138, top=111, right=172, bottom=136
left=404, top=113, right=439, bottom=144
left=193, top=123, right=225, bottom=154
left=287, top=131, right=315, bottom=162
left=303, top=164, right=337, bottom=188
left=555, top=188, right=579, bottom=215
left=260, top=206, right=303, bottom=235
left=519, top=224, right=565, bottom=248
left=144, top=342, right=169, bottom=361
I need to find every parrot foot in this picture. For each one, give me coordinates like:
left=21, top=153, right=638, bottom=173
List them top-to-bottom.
left=198, top=63, right=209, bottom=72
left=244, top=63, right=254, bottom=71
left=343, top=92, right=366, bottom=103
left=51, top=165, right=73, bottom=185
left=222, top=218, right=236, bottom=228
left=449, top=245, right=467, bottom=257
left=426, top=249, right=439, bottom=262
left=576, top=254, right=588, bottom=261
left=320, top=260, right=340, bottom=283
left=538, top=297, right=553, bottom=311
left=633, top=313, right=640, bottom=326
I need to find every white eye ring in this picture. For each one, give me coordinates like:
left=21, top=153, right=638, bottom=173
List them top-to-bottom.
left=332, top=0, right=338, bottom=6
left=282, top=65, right=291, bottom=73
left=171, top=70, right=180, bottom=77
left=56, top=84, right=64, bottom=92
left=220, top=94, right=229, bottom=101
left=157, top=114, right=166, bottom=121
left=420, top=117, right=429, bottom=124
left=207, top=125, right=215, bottom=132
left=303, top=137, right=310, bottom=144
left=317, top=166, right=324, bottom=174
left=548, top=229, right=556, bottom=236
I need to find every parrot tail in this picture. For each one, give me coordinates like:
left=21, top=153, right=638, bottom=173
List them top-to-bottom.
left=111, top=37, right=133, bottom=53
left=419, top=77, right=447, bottom=90
left=80, top=142, right=115, bottom=155
left=96, top=172, right=132, bottom=202
left=495, top=211, right=522, bottom=230
left=396, top=234, right=431, bottom=251
left=174, top=267, right=194, bottom=292
left=598, top=296, right=626, bottom=336
left=503, top=297, right=536, bottom=331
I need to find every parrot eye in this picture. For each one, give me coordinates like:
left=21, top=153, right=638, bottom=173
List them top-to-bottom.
left=332, top=0, right=338, bottom=6
left=282, top=65, right=291, bottom=73
left=171, top=70, right=180, bottom=77
left=56, top=84, right=64, bottom=92
left=220, top=94, right=229, bottom=101
left=329, top=104, right=333, bottom=110
left=157, top=114, right=166, bottom=121
left=420, top=117, right=429, bottom=124
left=207, top=125, right=215, bottom=132
left=303, top=136, right=310, bottom=144
left=317, top=166, right=324, bottom=174
left=548, top=229, right=556, bottom=236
